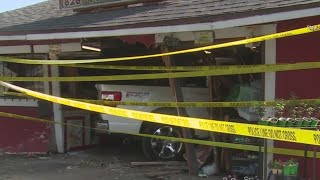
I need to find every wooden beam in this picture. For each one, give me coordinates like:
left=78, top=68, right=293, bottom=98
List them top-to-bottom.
left=49, top=45, right=64, bottom=153
left=161, top=46, right=198, bottom=175
left=207, top=76, right=221, bottom=171
left=131, top=161, right=185, bottom=166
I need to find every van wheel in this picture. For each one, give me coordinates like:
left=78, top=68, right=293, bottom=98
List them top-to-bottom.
left=142, top=124, right=184, bottom=161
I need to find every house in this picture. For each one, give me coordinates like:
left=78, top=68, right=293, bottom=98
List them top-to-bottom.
left=0, top=0, right=319, bottom=178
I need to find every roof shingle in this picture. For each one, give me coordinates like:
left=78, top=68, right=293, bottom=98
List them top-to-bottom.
left=0, top=0, right=319, bottom=33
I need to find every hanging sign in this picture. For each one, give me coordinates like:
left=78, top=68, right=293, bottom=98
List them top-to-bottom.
left=194, top=31, right=214, bottom=45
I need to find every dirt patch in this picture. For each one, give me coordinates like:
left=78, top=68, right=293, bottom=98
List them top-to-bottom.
left=0, top=144, right=223, bottom=180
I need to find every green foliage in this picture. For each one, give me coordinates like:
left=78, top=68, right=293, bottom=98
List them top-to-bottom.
left=274, top=100, right=286, bottom=117
left=254, top=102, right=266, bottom=117
left=306, top=106, right=315, bottom=117
left=284, top=158, right=298, bottom=166
left=268, top=159, right=283, bottom=169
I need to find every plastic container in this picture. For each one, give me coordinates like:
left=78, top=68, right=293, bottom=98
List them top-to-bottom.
left=259, top=117, right=270, bottom=126
left=269, top=117, right=278, bottom=126
left=302, top=117, right=311, bottom=127
left=277, top=118, right=287, bottom=127
left=286, top=118, right=295, bottom=127
left=294, top=118, right=303, bottom=128
left=310, top=118, right=319, bottom=128
left=290, top=164, right=298, bottom=175
left=283, top=166, right=291, bottom=176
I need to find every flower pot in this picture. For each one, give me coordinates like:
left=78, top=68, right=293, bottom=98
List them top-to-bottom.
left=259, top=117, right=270, bottom=126
left=269, top=117, right=278, bottom=126
left=277, top=117, right=287, bottom=127
left=302, top=117, right=311, bottom=128
left=286, top=118, right=295, bottom=127
left=294, top=118, right=303, bottom=128
left=310, top=118, right=320, bottom=128
left=259, top=121, right=269, bottom=126
left=290, top=164, right=298, bottom=175
left=283, top=166, right=291, bottom=176
left=272, top=169, right=278, bottom=175
left=278, top=169, right=283, bottom=175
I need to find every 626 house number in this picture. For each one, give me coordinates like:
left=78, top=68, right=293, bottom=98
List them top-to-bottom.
left=63, top=0, right=81, bottom=7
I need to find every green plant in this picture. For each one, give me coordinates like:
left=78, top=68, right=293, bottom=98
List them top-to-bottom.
left=287, top=95, right=298, bottom=117
left=274, top=100, right=286, bottom=118
left=254, top=103, right=266, bottom=117
left=290, top=103, right=306, bottom=118
left=299, top=103, right=308, bottom=117
left=292, top=106, right=299, bottom=118
left=306, top=106, right=315, bottom=117
left=314, top=106, right=320, bottom=118
left=284, top=158, right=298, bottom=166
left=283, top=159, right=299, bottom=176
left=268, top=160, right=283, bottom=169
left=274, top=160, right=282, bottom=169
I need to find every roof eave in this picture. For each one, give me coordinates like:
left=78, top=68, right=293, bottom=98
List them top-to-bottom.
left=0, top=6, right=319, bottom=41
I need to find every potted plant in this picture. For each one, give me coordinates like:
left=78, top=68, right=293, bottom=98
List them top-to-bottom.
left=286, top=96, right=301, bottom=127
left=274, top=101, right=286, bottom=127
left=290, top=102, right=308, bottom=128
left=297, top=103, right=310, bottom=128
left=256, top=105, right=269, bottom=126
left=293, top=105, right=303, bottom=128
left=295, top=105, right=307, bottom=127
left=310, top=105, right=320, bottom=128
left=306, top=106, right=315, bottom=118
left=315, top=106, right=320, bottom=119
left=259, top=117, right=270, bottom=126
left=268, top=117, right=278, bottom=126
left=286, top=118, right=295, bottom=127
left=283, top=159, right=299, bottom=176
left=290, top=159, right=299, bottom=176
left=268, top=160, right=283, bottom=175
left=283, top=160, right=292, bottom=176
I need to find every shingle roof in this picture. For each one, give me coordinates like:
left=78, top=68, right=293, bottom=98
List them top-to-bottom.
left=0, top=0, right=319, bottom=34
left=0, top=0, right=74, bottom=31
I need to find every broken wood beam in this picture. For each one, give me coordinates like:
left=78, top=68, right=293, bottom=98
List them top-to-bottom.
left=161, top=45, right=199, bottom=175
left=131, top=161, right=185, bottom=166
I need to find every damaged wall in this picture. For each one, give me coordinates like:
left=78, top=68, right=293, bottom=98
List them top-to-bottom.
left=0, top=106, right=51, bottom=153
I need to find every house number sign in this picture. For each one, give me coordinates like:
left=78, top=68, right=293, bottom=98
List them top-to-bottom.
left=59, top=0, right=134, bottom=9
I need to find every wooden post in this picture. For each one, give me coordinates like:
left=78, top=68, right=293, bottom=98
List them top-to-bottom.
left=49, top=44, right=65, bottom=153
left=161, top=46, right=198, bottom=175
left=204, top=54, right=223, bottom=171
left=207, top=76, right=221, bottom=170
left=221, top=115, right=231, bottom=172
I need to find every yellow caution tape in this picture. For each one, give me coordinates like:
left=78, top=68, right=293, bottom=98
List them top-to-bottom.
left=1, top=24, right=319, bottom=65
left=2, top=61, right=320, bottom=82
left=60, top=64, right=292, bottom=71
left=61, top=64, right=214, bottom=71
left=1, top=81, right=320, bottom=146
left=5, top=91, right=320, bottom=108
left=82, top=99, right=320, bottom=108
left=0, top=111, right=319, bottom=158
